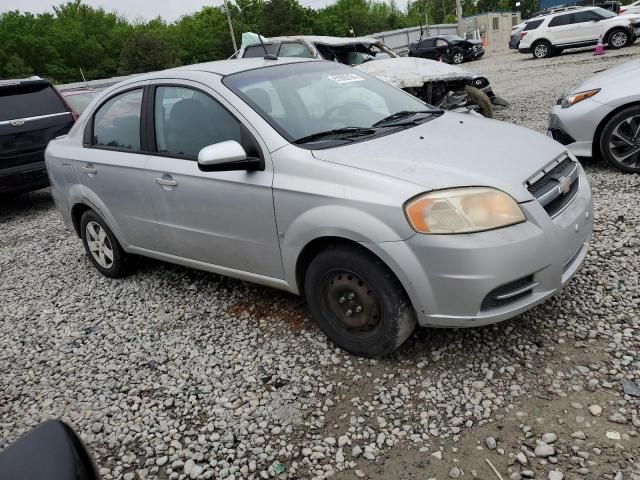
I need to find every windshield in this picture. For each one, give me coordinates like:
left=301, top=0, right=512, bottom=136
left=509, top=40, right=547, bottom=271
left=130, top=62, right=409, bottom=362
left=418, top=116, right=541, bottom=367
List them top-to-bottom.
left=592, top=7, right=617, bottom=17
left=441, top=35, right=465, bottom=44
left=224, top=62, right=431, bottom=146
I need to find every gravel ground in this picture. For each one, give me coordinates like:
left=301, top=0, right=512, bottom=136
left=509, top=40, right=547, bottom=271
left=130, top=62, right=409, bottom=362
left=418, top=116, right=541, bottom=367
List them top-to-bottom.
left=1, top=45, right=640, bottom=480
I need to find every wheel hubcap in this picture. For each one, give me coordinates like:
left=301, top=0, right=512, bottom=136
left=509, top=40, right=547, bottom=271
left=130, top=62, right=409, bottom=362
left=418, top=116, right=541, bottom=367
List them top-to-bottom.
left=612, top=32, right=626, bottom=47
left=535, top=45, right=547, bottom=57
left=454, top=53, right=463, bottom=63
left=608, top=114, right=640, bottom=168
left=86, top=221, right=114, bottom=269
left=325, top=271, right=380, bottom=332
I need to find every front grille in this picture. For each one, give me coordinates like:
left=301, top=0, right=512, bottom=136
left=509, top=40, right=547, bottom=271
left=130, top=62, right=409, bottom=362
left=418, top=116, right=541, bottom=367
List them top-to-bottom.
left=527, top=156, right=580, bottom=218
left=481, top=275, right=536, bottom=311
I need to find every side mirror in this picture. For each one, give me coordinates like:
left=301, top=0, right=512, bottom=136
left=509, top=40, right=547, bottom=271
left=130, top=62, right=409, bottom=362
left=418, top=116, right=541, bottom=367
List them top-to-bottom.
left=197, top=140, right=264, bottom=172
left=0, top=420, right=98, bottom=480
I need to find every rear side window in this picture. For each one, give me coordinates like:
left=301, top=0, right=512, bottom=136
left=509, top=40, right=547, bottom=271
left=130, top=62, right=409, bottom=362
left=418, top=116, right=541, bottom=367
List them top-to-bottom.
left=549, top=14, right=572, bottom=26
left=524, top=19, right=544, bottom=30
left=279, top=42, right=314, bottom=58
left=243, top=44, right=278, bottom=58
left=0, top=84, right=67, bottom=121
left=92, top=89, right=143, bottom=151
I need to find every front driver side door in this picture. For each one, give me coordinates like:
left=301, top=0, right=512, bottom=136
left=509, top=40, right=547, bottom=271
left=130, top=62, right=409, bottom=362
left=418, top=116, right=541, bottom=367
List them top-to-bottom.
left=144, top=82, right=283, bottom=279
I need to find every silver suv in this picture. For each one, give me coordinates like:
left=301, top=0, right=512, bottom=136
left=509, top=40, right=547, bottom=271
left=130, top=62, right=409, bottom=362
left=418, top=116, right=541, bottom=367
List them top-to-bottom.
left=46, top=58, right=593, bottom=356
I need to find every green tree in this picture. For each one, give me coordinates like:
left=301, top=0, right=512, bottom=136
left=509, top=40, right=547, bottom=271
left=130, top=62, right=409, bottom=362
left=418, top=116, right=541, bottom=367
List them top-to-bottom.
left=119, top=29, right=177, bottom=74
left=4, top=53, right=33, bottom=77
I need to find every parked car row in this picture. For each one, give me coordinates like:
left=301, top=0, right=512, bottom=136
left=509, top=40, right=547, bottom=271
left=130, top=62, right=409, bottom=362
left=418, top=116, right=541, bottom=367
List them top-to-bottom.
left=513, top=5, right=640, bottom=58
left=2, top=38, right=637, bottom=355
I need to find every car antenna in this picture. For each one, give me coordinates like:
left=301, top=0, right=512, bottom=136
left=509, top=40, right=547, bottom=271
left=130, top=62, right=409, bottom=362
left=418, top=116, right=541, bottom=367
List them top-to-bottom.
left=258, top=34, right=278, bottom=60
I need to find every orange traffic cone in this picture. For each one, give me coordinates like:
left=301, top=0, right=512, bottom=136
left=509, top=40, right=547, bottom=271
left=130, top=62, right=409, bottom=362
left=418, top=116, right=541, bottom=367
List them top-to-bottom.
left=594, top=34, right=605, bottom=55
left=483, top=37, right=488, bottom=49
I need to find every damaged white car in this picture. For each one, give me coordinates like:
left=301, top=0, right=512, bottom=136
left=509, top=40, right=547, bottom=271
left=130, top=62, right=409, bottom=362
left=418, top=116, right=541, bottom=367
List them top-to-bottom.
left=237, top=34, right=509, bottom=118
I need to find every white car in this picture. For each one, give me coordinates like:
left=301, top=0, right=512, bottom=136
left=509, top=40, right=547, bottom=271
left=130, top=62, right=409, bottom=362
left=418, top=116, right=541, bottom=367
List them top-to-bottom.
left=620, top=0, right=640, bottom=15
left=519, top=6, right=640, bottom=58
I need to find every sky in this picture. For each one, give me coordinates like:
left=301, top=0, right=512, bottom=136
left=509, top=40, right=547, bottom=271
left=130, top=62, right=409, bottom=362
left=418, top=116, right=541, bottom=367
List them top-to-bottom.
left=0, top=0, right=396, bottom=22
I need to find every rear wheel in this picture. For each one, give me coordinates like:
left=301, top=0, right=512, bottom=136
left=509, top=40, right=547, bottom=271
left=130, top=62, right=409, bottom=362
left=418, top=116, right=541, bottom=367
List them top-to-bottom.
left=606, top=28, right=629, bottom=49
left=532, top=40, right=552, bottom=59
left=465, top=86, right=494, bottom=118
left=599, top=105, right=640, bottom=173
left=80, top=210, right=130, bottom=278
left=304, top=245, right=416, bottom=357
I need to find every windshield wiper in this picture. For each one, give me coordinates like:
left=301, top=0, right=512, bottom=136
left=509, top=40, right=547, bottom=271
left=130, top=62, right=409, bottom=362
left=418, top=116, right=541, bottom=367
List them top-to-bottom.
left=372, top=109, right=443, bottom=127
left=293, top=127, right=377, bottom=145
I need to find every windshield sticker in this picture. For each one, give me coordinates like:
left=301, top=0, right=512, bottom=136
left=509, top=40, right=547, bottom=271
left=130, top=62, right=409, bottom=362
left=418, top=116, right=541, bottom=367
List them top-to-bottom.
left=327, top=74, right=365, bottom=84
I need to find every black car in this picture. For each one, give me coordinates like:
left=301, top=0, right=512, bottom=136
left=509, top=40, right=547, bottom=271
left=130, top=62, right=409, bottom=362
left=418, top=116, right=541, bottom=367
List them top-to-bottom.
left=408, top=35, right=484, bottom=64
left=1, top=77, right=75, bottom=196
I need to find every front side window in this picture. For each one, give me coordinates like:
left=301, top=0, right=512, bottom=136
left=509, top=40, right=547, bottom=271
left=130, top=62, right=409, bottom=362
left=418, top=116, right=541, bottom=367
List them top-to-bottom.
left=591, top=7, right=616, bottom=18
left=573, top=10, right=600, bottom=22
left=278, top=42, right=314, bottom=58
left=154, top=86, right=242, bottom=158
left=93, top=89, right=142, bottom=150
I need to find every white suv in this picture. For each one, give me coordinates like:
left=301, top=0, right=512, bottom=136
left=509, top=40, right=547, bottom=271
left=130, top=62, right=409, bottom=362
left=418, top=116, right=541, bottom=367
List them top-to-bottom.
left=519, top=6, right=640, bottom=58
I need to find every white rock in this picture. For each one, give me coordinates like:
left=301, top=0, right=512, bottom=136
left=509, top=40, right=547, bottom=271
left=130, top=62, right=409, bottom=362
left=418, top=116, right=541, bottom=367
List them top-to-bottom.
left=588, top=405, right=602, bottom=416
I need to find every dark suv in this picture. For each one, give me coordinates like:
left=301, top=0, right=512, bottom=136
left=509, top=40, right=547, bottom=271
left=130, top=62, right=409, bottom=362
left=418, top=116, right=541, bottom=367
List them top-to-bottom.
left=1, top=77, right=75, bottom=196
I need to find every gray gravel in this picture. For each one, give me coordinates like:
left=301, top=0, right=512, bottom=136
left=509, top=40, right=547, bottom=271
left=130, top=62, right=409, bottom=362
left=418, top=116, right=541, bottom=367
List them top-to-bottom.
left=1, top=45, right=640, bottom=480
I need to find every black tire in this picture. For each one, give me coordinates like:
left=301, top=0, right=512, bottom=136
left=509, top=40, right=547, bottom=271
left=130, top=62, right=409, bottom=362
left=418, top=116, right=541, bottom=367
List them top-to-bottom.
left=606, top=28, right=629, bottom=49
left=531, top=40, right=552, bottom=59
left=450, top=49, right=465, bottom=64
left=465, top=85, right=494, bottom=118
left=599, top=105, right=640, bottom=173
left=80, top=209, right=130, bottom=278
left=304, top=245, right=417, bottom=357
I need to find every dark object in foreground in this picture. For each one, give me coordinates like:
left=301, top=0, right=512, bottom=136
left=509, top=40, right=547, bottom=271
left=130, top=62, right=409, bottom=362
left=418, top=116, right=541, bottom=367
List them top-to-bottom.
left=0, top=420, right=98, bottom=480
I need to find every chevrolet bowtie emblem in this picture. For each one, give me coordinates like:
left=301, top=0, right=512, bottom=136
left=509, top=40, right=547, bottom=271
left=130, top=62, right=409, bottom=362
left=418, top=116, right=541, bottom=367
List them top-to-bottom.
left=10, top=119, right=25, bottom=127
left=557, top=176, right=571, bottom=195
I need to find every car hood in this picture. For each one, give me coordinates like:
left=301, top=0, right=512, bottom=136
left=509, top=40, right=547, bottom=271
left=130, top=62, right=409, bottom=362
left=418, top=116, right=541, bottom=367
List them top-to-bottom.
left=355, top=57, right=472, bottom=89
left=571, top=58, right=640, bottom=92
left=311, top=112, right=567, bottom=202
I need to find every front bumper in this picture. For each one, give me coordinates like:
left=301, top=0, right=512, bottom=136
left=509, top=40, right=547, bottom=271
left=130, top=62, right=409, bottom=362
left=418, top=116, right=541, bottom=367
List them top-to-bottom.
left=548, top=98, right=614, bottom=158
left=0, top=160, right=50, bottom=195
left=365, top=164, right=593, bottom=327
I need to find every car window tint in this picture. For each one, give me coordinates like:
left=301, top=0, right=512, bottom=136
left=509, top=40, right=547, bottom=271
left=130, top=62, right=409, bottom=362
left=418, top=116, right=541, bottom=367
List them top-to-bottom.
left=573, top=10, right=597, bottom=22
left=548, top=13, right=571, bottom=26
left=524, top=19, right=544, bottom=30
left=419, top=38, right=435, bottom=47
left=436, top=38, right=448, bottom=47
left=279, top=42, right=314, bottom=58
left=0, top=84, right=67, bottom=121
left=154, top=86, right=241, bottom=158
left=93, top=89, right=142, bottom=150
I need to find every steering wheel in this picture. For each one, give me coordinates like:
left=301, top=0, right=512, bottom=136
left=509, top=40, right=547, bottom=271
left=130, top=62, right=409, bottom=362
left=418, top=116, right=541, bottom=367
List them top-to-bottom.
left=322, top=102, right=375, bottom=124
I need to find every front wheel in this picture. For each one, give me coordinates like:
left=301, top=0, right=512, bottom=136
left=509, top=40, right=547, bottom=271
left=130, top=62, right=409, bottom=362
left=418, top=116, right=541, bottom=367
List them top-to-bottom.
left=606, top=28, right=629, bottom=49
left=450, top=50, right=465, bottom=64
left=465, top=85, right=494, bottom=118
left=599, top=105, right=640, bottom=173
left=304, top=245, right=417, bottom=357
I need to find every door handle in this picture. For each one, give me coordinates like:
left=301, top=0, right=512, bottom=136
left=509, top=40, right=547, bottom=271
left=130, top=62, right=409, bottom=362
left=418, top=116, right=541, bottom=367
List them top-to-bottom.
left=81, top=165, right=97, bottom=175
left=155, top=177, right=178, bottom=187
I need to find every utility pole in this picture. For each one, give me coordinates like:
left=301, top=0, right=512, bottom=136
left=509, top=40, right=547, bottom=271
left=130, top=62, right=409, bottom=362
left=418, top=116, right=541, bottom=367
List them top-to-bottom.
left=223, top=0, right=238, bottom=54
left=456, top=0, right=464, bottom=37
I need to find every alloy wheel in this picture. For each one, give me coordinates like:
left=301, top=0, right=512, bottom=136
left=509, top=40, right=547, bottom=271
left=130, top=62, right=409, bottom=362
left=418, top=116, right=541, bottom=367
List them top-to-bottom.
left=611, top=31, right=628, bottom=48
left=534, top=43, right=548, bottom=58
left=453, top=52, right=464, bottom=64
left=608, top=114, right=640, bottom=169
left=85, top=221, right=114, bottom=269
left=323, top=269, right=381, bottom=334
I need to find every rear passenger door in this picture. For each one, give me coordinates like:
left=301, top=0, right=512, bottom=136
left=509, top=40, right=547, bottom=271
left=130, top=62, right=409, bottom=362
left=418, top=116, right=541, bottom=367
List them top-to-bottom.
left=547, top=13, right=576, bottom=45
left=144, top=81, right=283, bottom=279
left=80, top=83, right=160, bottom=250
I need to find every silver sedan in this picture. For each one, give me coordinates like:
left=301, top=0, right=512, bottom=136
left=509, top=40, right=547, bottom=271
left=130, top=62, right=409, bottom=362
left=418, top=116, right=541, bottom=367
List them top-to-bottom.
left=46, top=58, right=593, bottom=356
left=549, top=58, right=640, bottom=173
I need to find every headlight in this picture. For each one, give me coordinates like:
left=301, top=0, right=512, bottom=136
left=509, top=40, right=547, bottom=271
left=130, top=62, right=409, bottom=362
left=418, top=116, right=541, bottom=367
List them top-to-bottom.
left=561, top=88, right=600, bottom=108
left=404, top=187, right=526, bottom=234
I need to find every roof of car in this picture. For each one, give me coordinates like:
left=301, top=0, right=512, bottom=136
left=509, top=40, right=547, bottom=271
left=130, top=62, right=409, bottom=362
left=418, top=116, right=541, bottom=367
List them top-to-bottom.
left=264, top=35, right=380, bottom=46
left=167, top=57, right=320, bottom=76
